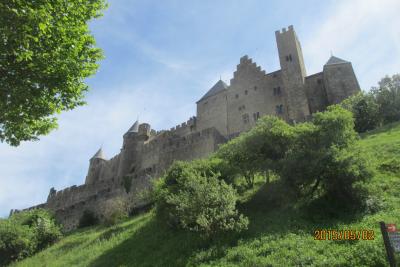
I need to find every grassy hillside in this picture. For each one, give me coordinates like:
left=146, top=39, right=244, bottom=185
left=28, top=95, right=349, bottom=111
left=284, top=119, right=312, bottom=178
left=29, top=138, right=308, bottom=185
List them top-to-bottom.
left=13, top=122, right=400, bottom=267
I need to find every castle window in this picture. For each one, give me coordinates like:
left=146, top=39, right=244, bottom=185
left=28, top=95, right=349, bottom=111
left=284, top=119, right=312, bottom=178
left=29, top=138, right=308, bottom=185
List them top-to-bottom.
left=289, top=54, right=293, bottom=61
left=273, top=73, right=277, bottom=78
left=317, top=79, right=322, bottom=84
left=254, top=86, right=258, bottom=91
left=273, top=87, right=281, bottom=96
left=245, top=90, right=248, bottom=95
left=235, top=94, right=239, bottom=99
left=276, top=104, right=284, bottom=114
left=253, top=112, right=260, bottom=121
left=242, top=113, right=249, bottom=124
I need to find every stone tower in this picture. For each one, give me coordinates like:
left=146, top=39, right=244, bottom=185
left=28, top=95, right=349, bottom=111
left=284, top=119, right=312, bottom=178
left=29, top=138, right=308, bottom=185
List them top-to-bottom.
left=275, top=25, right=310, bottom=122
left=323, top=56, right=361, bottom=104
left=117, top=120, right=151, bottom=179
left=117, top=120, right=140, bottom=179
left=85, top=148, right=107, bottom=184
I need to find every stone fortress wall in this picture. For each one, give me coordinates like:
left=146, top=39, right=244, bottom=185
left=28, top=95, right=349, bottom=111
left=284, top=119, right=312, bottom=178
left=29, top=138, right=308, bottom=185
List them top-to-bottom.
left=13, top=25, right=361, bottom=230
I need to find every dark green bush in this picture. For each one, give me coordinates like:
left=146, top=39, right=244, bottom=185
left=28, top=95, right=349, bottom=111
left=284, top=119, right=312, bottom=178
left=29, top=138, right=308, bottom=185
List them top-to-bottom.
left=155, top=161, right=249, bottom=238
left=78, top=209, right=99, bottom=228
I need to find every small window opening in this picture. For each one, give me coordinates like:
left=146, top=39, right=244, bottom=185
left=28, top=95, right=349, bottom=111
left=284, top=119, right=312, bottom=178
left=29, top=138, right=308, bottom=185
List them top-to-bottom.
left=276, top=104, right=284, bottom=114
left=242, top=113, right=249, bottom=124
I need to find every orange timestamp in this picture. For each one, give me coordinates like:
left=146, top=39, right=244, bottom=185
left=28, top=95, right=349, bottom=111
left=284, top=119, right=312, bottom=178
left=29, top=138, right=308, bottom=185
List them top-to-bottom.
left=314, top=229, right=375, bottom=240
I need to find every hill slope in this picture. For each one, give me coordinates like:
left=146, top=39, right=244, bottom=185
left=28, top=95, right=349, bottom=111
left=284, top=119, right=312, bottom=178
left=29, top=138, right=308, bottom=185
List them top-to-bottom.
left=13, top=122, right=400, bottom=267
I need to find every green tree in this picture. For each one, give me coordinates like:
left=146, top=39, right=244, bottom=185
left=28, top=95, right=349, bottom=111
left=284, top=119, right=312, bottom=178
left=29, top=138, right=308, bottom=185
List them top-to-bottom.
left=0, top=0, right=107, bottom=146
left=371, top=74, right=400, bottom=124
left=341, top=92, right=381, bottom=132
left=282, top=106, right=373, bottom=207
left=217, top=116, right=294, bottom=187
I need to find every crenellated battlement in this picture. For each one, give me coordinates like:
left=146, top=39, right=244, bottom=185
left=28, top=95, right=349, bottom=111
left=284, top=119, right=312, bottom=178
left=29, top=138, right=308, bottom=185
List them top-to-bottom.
left=275, top=25, right=294, bottom=36
left=232, top=55, right=267, bottom=83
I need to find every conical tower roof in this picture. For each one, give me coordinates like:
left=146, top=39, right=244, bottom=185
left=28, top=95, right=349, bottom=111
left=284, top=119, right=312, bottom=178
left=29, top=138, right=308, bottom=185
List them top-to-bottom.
left=325, top=56, right=349, bottom=66
left=197, top=80, right=228, bottom=103
left=126, top=120, right=139, bottom=134
left=91, top=148, right=106, bottom=160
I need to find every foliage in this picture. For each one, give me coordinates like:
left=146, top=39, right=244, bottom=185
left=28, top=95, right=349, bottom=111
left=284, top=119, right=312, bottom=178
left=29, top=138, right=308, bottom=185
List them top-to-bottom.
left=0, top=0, right=107, bottom=146
left=371, top=73, right=400, bottom=124
left=341, top=92, right=381, bottom=132
left=217, top=106, right=371, bottom=210
left=281, top=106, right=373, bottom=207
left=217, top=116, right=294, bottom=188
left=11, top=122, right=400, bottom=267
left=154, top=161, right=249, bottom=238
left=101, top=197, right=129, bottom=226
left=0, top=209, right=61, bottom=265
left=78, top=209, right=99, bottom=228
left=0, top=220, right=35, bottom=266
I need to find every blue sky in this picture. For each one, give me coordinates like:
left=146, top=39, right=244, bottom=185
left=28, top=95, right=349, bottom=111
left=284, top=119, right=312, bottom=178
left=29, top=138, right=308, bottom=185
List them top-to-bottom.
left=1, top=0, right=399, bottom=217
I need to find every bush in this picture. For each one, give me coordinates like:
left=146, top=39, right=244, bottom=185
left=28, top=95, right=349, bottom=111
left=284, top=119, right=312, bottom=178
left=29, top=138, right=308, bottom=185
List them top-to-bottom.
left=341, top=92, right=381, bottom=133
left=155, top=161, right=249, bottom=238
left=101, top=197, right=129, bottom=226
left=0, top=209, right=62, bottom=265
left=78, top=209, right=99, bottom=228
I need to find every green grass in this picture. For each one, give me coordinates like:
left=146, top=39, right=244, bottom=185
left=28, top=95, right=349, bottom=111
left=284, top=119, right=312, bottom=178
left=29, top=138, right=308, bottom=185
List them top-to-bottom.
left=13, top=122, right=400, bottom=267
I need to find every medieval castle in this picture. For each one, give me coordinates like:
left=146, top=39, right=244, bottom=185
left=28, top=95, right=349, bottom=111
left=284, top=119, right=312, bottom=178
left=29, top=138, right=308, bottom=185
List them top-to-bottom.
left=13, top=25, right=361, bottom=230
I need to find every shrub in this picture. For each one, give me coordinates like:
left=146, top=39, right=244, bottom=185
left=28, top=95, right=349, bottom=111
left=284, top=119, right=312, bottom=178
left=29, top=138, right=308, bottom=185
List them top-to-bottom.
left=155, top=161, right=249, bottom=238
left=101, top=197, right=129, bottom=226
left=78, top=209, right=99, bottom=228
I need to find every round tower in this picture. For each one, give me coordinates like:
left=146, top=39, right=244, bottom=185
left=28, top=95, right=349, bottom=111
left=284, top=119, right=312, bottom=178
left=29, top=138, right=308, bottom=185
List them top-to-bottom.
left=117, top=120, right=141, bottom=178
left=85, top=148, right=107, bottom=184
